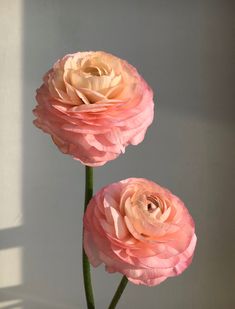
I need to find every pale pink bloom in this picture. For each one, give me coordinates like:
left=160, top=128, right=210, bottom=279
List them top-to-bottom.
left=33, top=51, right=154, bottom=166
left=84, top=178, right=197, bottom=286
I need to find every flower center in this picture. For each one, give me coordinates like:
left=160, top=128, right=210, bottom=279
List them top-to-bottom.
left=81, top=59, right=110, bottom=77
left=83, top=66, right=105, bottom=76
left=146, top=195, right=161, bottom=213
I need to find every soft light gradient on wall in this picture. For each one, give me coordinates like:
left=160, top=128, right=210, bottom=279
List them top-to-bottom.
left=0, top=0, right=234, bottom=308
left=0, top=1, right=23, bottom=308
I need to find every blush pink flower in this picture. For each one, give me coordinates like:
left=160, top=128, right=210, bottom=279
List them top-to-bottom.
left=33, top=51, right=154, bottom=166
left=83, top=178, right=197, bottom=286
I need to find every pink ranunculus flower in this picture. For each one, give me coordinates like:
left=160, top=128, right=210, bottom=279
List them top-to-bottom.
left=33, top=51, right=154, bottom=166
left=83, top=178, right=197, bottom=286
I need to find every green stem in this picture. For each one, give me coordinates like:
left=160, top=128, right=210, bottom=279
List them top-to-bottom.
left=83, top=166, right=95, bottom=309
left=108, top=276, right=128, bottom=309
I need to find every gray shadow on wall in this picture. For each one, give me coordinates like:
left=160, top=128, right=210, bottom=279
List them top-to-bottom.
left=15, top=0, right=235, bottom=308
left=21, top=2, right=86, bottom=307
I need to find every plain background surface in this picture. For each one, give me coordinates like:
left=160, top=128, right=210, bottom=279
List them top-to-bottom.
left=0, top=0, right=235, bottom=308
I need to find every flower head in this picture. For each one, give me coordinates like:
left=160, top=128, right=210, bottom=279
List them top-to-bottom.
left=33, top=51, right=154, bottom=166
left=83, top=178, right=197, bottom=286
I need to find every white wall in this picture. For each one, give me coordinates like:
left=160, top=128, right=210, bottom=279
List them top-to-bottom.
left=0, top=0, right=234, bottom=308
left=0, top=1, right=23, bottom=308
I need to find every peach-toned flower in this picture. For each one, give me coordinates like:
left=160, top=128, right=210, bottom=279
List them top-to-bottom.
left=33, top=51, right=154, bottom=166
left=83, top=178, right=197, bottom=286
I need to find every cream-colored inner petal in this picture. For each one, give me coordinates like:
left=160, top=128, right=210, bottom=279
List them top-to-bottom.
left=46, top=52, right=134, bottom=106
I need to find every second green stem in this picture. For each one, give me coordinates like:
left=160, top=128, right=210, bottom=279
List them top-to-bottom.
left=83, top=166, right=95, bottom=309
